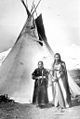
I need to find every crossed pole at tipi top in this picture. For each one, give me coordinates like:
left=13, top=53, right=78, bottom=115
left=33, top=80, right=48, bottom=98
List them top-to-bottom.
left=20, top=0, right=54, bottom=59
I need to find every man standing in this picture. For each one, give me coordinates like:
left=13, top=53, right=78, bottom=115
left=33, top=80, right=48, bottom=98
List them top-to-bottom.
left=32, top=61, right=49, bottom=107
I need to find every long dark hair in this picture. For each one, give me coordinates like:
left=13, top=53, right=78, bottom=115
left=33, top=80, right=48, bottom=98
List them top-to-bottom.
left=52, top=53, right=62, bottom=68
left=54, top=53, right=61, bottom=62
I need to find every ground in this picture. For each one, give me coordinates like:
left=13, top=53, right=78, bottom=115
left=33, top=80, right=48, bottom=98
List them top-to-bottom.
left=0, top=97, right=80, bottom=119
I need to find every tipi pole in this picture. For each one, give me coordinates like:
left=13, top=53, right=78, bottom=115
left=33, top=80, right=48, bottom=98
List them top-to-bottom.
left=15, top=0, right=31, bottom=44
left=21, top=0, right=31, bottom=16
left=26, top=0, right=28, bottom=7
left=31, top=0, right=38, bottom=16
left=31, top=0, right=35, bottom=13
left=32, top=0, right=42, bottom=15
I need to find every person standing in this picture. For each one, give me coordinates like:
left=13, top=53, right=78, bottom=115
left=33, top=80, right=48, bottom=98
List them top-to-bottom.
left=51, top=53, right=71, bottom=108
left=32, top=61, right=49, bottom=107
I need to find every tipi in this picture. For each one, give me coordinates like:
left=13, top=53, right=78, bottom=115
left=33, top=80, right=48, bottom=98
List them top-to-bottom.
left=0, top=0, right=53, bottom=103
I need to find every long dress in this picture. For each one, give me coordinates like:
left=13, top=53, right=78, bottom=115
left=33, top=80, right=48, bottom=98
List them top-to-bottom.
left=52, top=62, right=71, bottom=108
left=32, top=68, right=49, bottom=106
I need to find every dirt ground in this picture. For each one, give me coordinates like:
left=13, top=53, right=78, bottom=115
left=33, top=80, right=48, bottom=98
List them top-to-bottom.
left=0, top=97, right=80, bottom=119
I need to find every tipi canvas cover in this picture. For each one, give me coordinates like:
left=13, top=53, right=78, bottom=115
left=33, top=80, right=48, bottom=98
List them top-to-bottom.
left=0, top=3, right=51, bottom=103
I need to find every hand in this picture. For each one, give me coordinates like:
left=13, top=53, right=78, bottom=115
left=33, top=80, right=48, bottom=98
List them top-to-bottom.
left=38, top=76, right=46, bottom=79
left=43, top=76, right=46, bottom=78
left=52, top=76, right=58, bottom=82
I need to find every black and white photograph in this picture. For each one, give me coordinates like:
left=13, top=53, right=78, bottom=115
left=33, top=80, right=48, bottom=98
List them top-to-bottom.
left=0, top=0, right=80, bottom=118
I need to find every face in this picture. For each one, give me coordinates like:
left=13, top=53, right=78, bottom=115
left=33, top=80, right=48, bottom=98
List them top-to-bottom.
left=54, top=54, right=60, bottom=63
left=38, top=62, right=43, bottom=69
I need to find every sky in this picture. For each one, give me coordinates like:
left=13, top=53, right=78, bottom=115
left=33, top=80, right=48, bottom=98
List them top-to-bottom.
left=0, top=0, right=80, bottom=53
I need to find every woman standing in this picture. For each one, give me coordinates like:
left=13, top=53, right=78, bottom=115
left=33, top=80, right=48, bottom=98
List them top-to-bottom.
left=51, top=53, right=71, bottom=108
left=32, top=61, right=49, bottom=107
